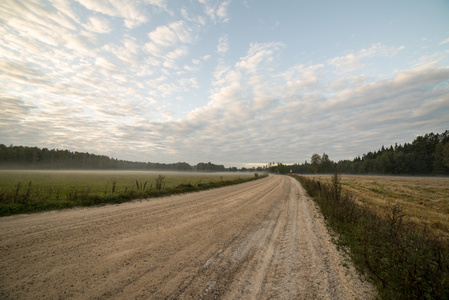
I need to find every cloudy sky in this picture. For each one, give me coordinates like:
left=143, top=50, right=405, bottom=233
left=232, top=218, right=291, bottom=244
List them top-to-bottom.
left=1, top=0, right=449, bottom=167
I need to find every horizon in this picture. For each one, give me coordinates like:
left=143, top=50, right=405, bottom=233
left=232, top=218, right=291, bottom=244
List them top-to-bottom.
left=1, top=0, right=449, bottom=167
left=3, top=129, right=446, bottom=169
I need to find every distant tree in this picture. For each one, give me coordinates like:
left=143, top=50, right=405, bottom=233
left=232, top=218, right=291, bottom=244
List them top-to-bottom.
left=434, top=142, right=449, bottom=174
left=443, top=143, right=449, bottom=168
left=310, top=153, right=321, bottom=174
left=319, top=153, right=333, bottom=173
left=196, top=162, right=225, bottom=172
left=276, top=163, right=287, bottom=174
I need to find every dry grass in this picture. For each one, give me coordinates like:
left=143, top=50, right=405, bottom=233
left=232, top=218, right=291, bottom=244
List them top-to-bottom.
left=305, top=175, right=449, bottom=236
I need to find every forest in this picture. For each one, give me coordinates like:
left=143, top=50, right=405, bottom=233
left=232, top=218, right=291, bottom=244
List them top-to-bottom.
left=1, top=130, right=448, bottom=175
left=270, top=130, right=449, bottom=175
left=336, top=131, right=449, bottom=175
left=0, top=144, right=265, bottom=172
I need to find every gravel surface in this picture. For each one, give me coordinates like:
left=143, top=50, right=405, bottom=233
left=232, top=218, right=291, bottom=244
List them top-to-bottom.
left=0, top=175, right=375, bottom=299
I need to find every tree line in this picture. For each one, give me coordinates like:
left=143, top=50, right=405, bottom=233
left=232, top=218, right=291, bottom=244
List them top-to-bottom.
left=2, top=130, right=447, bottom=175
left=269, top=130, right=449, bottom=175
left=0, top=144, right=266, bottom=172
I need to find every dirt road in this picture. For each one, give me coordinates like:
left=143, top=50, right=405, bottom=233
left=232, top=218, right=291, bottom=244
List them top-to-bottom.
left=0, top=175, right=375, bottom=299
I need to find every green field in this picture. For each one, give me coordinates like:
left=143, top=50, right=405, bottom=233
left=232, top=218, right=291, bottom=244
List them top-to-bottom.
left=0, top=170, right=260, bottom=215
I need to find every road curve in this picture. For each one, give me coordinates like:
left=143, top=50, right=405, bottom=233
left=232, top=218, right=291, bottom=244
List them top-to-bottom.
left=0, top=175, right=375, bottom=299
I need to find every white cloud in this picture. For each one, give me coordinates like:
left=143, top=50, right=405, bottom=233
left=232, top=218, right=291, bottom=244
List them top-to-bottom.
left=2, top=0, right=448, bottom=166
left=49, top=0, right=82, bottom=25
left=75, top=0, right=147, bottom=28
left=145, top=0, right=168, bottom=9
left=198, top=0, right=231, bottom=23
left=216, top=0, right=231, bottom=22
left=84, top=16, right=111, bottom=33
left=144, top=20, right=198, bottom=72
left=145, top=20, right=196, bottom=69
left=147, top=20, right=193, bottom=48
left=148, top=23, right=180, bottom=48
left=63, top=31, right=97, bottom=54
left=217, top=34, right=229, bottom=54
left=103, top=37, right=144, bottom=67
left=439, top=37, right=449, bottom=45
left=236, top=42, right=285, bottom=74
left=329, top=43, right=405, bottom=72
left=163, top=47, right=189, bottom=68
left=95, top=56, right=119, bottom=74
left=134, top=59, right=449, bottom=164
left=212, top=62, right=232, bottom=86
left=279, top=64, right=324, bottom=99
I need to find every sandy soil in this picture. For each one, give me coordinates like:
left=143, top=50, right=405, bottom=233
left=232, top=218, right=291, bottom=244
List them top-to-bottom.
left=0, top=175, right=375, bottom=299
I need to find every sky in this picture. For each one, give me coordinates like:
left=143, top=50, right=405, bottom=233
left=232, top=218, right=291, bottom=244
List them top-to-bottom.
left=1, top=0, right=449, bottom=167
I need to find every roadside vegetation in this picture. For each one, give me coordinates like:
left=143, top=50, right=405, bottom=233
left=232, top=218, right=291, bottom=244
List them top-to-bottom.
left=0, top=171, right=266, bottom=216
left=292, top=172, right=449, bottom=299
left=308, top=174, right=449, bottom=237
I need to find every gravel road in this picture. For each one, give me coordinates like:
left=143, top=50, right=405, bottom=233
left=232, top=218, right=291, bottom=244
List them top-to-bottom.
left=0, top=175, right=375, bottom=299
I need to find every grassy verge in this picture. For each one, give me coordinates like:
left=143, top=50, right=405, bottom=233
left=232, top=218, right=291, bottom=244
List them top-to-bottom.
left=0, top=172, right=267, bottom=216
left=290, top=173, right=449, bottom=299
left=306, top=174, right=449, bottom=236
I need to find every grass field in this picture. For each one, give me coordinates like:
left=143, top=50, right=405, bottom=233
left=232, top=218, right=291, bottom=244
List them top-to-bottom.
left=0, top=170, right=258, bottom=216
left=306, top=174, right=449, bottom=236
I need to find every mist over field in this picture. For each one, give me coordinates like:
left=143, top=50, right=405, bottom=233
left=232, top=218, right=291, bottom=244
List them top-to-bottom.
left=2, top=129, right=449, bottom=175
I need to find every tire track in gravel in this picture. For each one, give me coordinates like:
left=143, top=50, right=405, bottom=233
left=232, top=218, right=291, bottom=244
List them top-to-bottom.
left=0, top=175, right=375, bottom=299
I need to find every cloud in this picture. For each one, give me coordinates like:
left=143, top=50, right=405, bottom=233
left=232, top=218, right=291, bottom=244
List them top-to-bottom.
left=2, top=0, right=78, bottom=33
left=49, top=0, right=82, bottom=25
left=75, top=0, right=147, bottom=28
left=145, top=0, right=168, bottom=10
left=198, top=0, right=231, bottom=23
left=216, top=0, right=231, bottom=22
left=1, top=1, right=447, bottom=166
left=1, top=2, right=76, bottom=48
left=84, top=16, right=111, bottom=33
left=145, top=20, right=196, bottom=69
left=147, top=20, right=193, bottom=49
left=217, top=34, right=229, bottom=54
left=103, top=37, right=142, bottom=66
left=439, top=37, right=449, bottom=45
left=236, top=42, right=285, bottom=74
left=329, top=43, right=405, bottom=72
left=95, top=56, right=119, bottom=74
left=131, top=56, right=449, bottom=165
left=0, top=59, right=51, bottom=88
left=5, top=63, right=446, bottom=165
left=279, top=64, right=324, bottom=100
left=321, top=65, right=449, bottom=114
left=0, top=96, right=36, bottom=126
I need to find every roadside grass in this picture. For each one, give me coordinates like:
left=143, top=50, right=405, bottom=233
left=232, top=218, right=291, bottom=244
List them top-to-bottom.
left=0, top=170, right=265, bottom=216
left=292, top=173, right=449, bottom=299
left=304, top=174, right=449, bottom=237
